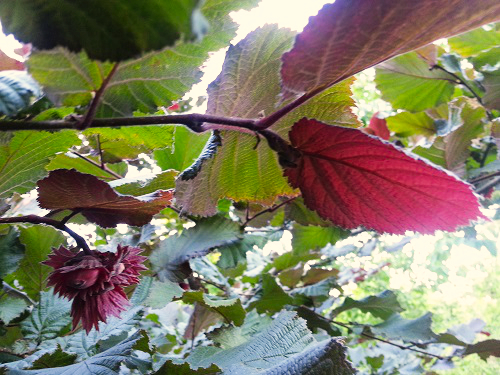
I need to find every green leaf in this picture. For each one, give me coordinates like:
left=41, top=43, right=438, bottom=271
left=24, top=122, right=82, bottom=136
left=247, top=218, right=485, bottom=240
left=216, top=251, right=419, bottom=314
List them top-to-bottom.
left=0, top=0, right=204, bottom=61
left=26, top=0, right=260, bottom=117
left=175, top=25, right=297, bottom=216
left=448, top=27, right=500, bottom=57
left=375, top=52, right=455, bottom=111
left=481, top=69, right=500, bottom=110
left=0, top=70, right=41, bottom=115
left=414, top=97, right=486, bottom=177
left=386, top=111, right=436, bottom=137
left=85, top=126, right=175, bottom=163
left=154, top=126, right=211, bottom=172
left=0, top=131, right=79, bottom=199
left=46, top=153, right=126, bottom=181
left=111, top=170, right=177, bottom=196
left=286, top=197, right=332, bottom=227
left=151, top=216, right=241, bottom=282
left=292, top=224, right=348, bottom=254
left=14, top=226, right=66, bottom=299
left=0, top=227, right=25, bottom=278
left=217, top=234, right=267, bottom=271
left=248, top=274, right=293, bottom=314
left=133, top=276, right=184, bottom=309
left=291, top=278, right=338, bottom=303
left=21, top=290, right=71, bottom=342
left=332, top=290, right=404, bottom=320
left=182, top=291, right=246, bottom=327
left=0, top=296, right=28, bottom=325
left=207, top=310, right=273, bottom=349
left=187, top=311, right=355, bottom=374
left=371, top=313, right=438, bottom=342
left=8, top=330, right=146, bottom=374
left=464, top=339, right=500, bottom=360
left=28, top=347, right=77, bottom=370
left=155, top=361, right=221, bottom=375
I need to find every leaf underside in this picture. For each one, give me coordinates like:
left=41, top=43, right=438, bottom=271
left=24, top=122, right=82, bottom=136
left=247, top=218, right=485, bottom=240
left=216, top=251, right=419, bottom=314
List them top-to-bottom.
left=280, top=0, right=500, bottom=98
left=284, top=118, right=484, bottom=234
left=37, top=169, right=172, bottom=228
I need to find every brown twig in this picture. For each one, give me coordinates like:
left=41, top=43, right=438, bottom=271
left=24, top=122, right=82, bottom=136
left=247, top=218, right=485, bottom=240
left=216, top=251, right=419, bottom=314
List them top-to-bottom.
left=76, top=63, right=120, bottom=130
left=431, top=64, right=494, bottom=121
left=0, top=113, right=259, bottom=132
left=70, top=151, right=122, bottom=179
left=469, top=170, right=500, bottom=184
left=476, top=176, right=500, bottom=195
left=242, top=197, right=297, bottom=227
left=0, top=215, right=91, bottom=255
left=300, top=307, right=444, bottom=360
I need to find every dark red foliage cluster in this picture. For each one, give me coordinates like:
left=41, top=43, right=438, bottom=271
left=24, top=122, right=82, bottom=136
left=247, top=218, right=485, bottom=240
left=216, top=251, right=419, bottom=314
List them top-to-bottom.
left=43, top=245, right=146, bottom=332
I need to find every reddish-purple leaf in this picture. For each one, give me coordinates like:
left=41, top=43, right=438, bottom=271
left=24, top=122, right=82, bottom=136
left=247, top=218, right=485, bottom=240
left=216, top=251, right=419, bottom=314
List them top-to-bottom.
left=281, top=0, right=500, bottom=98
left=366, top=112, right=390, bottom=140
left=284, top=118, right=485, bottom=234
left=37, top=169, right=173, bottom=228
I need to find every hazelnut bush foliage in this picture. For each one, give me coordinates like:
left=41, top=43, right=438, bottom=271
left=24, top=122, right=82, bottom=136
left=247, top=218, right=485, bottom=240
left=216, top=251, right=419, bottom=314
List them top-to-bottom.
left=0, top=1, right=500, bottom=374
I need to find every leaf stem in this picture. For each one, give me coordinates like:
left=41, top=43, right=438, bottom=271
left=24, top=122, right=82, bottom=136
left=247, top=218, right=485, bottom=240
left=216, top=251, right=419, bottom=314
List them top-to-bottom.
left=76, top=63, right=120, bottom=130
left=431, top=64, right=493, bottom=121
left=256, top=87, right=325, bottom=129
left=0, top=113, right=258, bottom=132
left=70, top=151, right=122, bottom=179
left=242, top=197, right=297, bottom=227
left=0, top=215, right=92, bottom=255
left=2, top=281, right=36, bottom=305
left=301, top=307, right=445, bottom=360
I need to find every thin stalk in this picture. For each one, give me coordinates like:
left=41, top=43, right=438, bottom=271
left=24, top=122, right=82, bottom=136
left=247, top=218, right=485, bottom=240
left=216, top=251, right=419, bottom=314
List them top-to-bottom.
left=0, top=215, right=91, bottom=255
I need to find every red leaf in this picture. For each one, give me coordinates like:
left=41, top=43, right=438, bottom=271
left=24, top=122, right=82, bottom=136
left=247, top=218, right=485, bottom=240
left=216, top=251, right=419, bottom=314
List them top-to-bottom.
left=281, top=0, right=500, bottom=98
left=368, top=113, right=390, bottom=140
left=284, top=118, right=485, bottom=234
left=37, top=169, right=173, bottom=228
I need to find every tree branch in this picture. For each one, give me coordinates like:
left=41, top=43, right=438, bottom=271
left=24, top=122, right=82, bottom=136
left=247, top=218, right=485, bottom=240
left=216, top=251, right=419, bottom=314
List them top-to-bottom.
left=76, top=63, right=120, bottom=130
left=431, top=64, right=494, bottom=121
left=0, top=113, right=258, bottom=132
left=70, top=151, right=122, bottom=179
left=242, top=197, right=297, bottom=227
left=0, top=215, right=91, bottom=255
left=2, top=281, right=36, bottom=305
left=299, top=307, right=444, bottom=360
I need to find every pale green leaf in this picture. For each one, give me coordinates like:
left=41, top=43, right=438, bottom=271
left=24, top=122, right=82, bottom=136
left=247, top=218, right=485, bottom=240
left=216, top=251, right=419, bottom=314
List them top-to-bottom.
left=448, top=27, right=500, bottom=57
left=375, top=52, right=455, bottom=111
left=0, top=70, right=41, bottom=115
left=0, top=131, right=79, bottom=198
left=151, top=216, right=241, bottom=282
left=292, top=224, right=348, bottom=254
left=15, top=226, right=66, bottom=299
left=0, top=227, right=25, bottom=278
left=21, top=290, right=71, bottom=342
left=0, top=296, right=28, bottom=325
left=187, top=311, right=354, bottom=375
left=372, top=313, right=438, bottom=342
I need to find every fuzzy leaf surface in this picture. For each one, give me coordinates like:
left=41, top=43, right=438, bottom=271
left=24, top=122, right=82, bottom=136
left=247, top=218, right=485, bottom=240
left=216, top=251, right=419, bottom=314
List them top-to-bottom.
left=281, top=0, right=500, bottom=98
left=175, top=25, right=297, bottom=216
left=0, top=70, right=41, bottom=115
left=284, top=118, right=484, bottom=234
left=0, top=131, right=79, bottom=199
left=37, top=169, right=172, bottom=228
left=150, top=216, right=241, bottom=282
left=187, top=311, right=354, bottom=374
left=7, top=330, right=145, bottom=374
